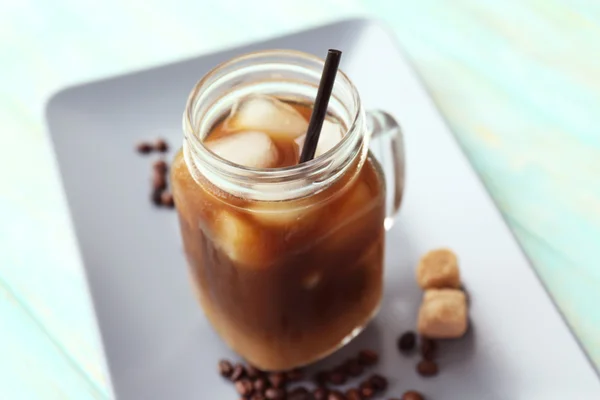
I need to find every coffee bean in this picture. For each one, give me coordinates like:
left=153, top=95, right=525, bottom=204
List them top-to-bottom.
left=155, top=139, right=169, bottom=152
left=136, top=142, right=153, bottom=154
left=153, top=159, right=168, bottom=174
left=152, top=171, right=167, bottom=191
left=151, top=188, right=163, bottom=206
left=160, top=191, right=174, bottom=208
left=398, top=331, right=416, bottom=352
left=420, top=337, right=436, bottom=361
left=358, top=349, right=378, bottom=366
left=218, top=359, right=233, bottom=378
left=343, top=359, right=363, bottom=377
left=416, top=360, right=438, bottom=377
left=231, top=363, right=246, bottom=381
left=333, top=364, right=348, bottom=376
left=245, top=365, right=262, bottom=380
left=287, top=368, right=305, bottom=382
left=314, top=371, right=328, bottom=386
left=327, top=371, right=347, bottom=385
left=268, top=372, right=286, bottom=388
left=368, top=374, right=387, bottom=392
left=253, top=377, right=269, bottom=393
left=235, top=378, right=254, bottom=396
left=359, top=381, right=372, bottom=390
left=358, top=382, right=374, bottom=399
left=265, top=387, right=285, bottom=400
left=288, top=387, right=312, bottom=400
left=313, top=387, right=329, bottom=400
left=345, top=388, right=362, bottom=400
left=327, top=390, right=346, bottom=400
left=402, top=391, right=425, bottom=400
left=251, top=394, right=266, bottom=400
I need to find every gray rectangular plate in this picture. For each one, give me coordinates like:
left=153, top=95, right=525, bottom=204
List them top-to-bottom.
left=46, top=19, right=600, bottom=400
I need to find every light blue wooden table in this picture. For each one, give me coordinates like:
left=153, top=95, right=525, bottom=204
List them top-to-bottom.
left=1, top=1, right=599, bottom=398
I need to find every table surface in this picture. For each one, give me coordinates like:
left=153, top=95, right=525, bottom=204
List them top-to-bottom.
left=1, top=1, right=599, bottom=398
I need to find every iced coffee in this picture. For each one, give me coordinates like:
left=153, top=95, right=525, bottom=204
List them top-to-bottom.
left=172, top=94, right=385, bottom=370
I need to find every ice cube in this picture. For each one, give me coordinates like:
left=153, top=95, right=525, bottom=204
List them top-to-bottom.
left=225, top=95, right=308, bottom=139
left=295, top=119, right=343, bottom=158
left=206, top=131, right=279, bottom=168
left=323, top=180, right=375, bottom=251
left=334, top=181, right=373, bottom=225
left=249, top=199, right=314, bottom=227
left=213, top=210, right=272, bottom=269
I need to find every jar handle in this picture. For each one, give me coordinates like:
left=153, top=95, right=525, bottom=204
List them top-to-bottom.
left=366, top=110, right=405, bottom=230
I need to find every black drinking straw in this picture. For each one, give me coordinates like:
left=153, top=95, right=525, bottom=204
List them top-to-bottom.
left=299, top=49, right=343, bottom=163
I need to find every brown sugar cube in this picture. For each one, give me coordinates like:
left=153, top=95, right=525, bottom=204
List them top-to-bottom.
left=416, top=248, right=460, bottom=289
left=417, top=289, right=468, bottom=339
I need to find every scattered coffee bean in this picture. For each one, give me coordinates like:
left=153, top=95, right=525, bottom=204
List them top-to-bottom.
left=155, top=138, right=169, bottom=152
left=135, top=139, right=175, bottom=208
left=136, top=142, right=153, bottom=154
left=153, top=159, right=168, bottom=174
left=152, top=171, right=167, bottom=191
left=151, top=188, right=163, bottom=206
left=160, top=191, right=174, bottom=207
left=398, top=331, right=416, bottom=352
left=420, top=337, right=436, bottom=361
left=358, top=349, right=379, bottom=366
left=342, top=358, right=363, bottom=377
left=218, top=359, right=233, bottom=378
left=416, top=359, right=438, bottom=377
left=231, top=363, right=246, bottom=381
left=333, top=364, right=347, bottom=374
left=245, top=365, right=262, bottom=380
left=287, top=368, right=305, bottom=382
left=328, top=370, right=347, bottom=385
left=314, top=371, right=329, bottom=386
left=268, top=372, right=286, bottom=388
left=368, top=374, right=387, bottom=392
left=253, top=377, right=269, bottom=393
left=235, top=378, right=254, bottom=396
left=359, top=381, right=375, bottom=399
left=359, top=381, right=371, bottom=389
left=265, top=387, right=286, bottom=400
left=288, top=387, right=312, bottom=400
left=289, top=387, right=309, bottom=394
left=313, top=387, right=329, bottom=400
left=345, top=388, right=362, bottom=400
left=327, top=390, right=346, bottom=400
left=402, top=390, right=425, bottom=400
left=251, top=394, right=266, bottom=400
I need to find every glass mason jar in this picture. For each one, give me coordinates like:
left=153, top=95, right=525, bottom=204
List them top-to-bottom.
left=171, top=50, right=404, bottom=371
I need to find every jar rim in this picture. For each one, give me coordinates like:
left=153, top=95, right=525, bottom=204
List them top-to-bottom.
left=182, top=49, right=366, bottom=199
